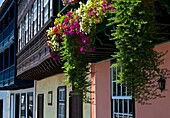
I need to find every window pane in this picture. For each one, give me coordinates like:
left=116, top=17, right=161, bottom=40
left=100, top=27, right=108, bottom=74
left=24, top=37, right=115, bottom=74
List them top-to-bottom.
left=41, top=0, right=44, bottom=27
left=50, top=0, right=52, bottom=17
left=44, top=5, right=48, bottom=23
left=111, top=65, right=133, bottom=118
left=113, top=82, right=116, bottom=96
left=58, top=87, right=66, bottom=118
left=28, top=93, right=33, bottom=118
left=21, top=94, right=26, bottom=117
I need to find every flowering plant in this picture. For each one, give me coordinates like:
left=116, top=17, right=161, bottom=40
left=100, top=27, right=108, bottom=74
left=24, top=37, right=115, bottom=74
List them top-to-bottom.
left=46, top=0, right=114, bottom=102
left=61, top=0, right=79, bottom=6
left=77, top=0, right=114, bottom=34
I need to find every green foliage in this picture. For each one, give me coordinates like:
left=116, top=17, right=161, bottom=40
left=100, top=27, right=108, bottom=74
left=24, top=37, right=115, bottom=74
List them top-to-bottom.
left=108, top=0, right=169, bottom=104
left=61, top=35, right=92, bottom=103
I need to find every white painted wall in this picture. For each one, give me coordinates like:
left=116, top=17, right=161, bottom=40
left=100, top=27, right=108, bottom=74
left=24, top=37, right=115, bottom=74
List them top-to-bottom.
left=0, top=88, right=34, bottom=118
left=10, top=88, right=34, bottom=118
left=0, top=90, right=10, bottom=118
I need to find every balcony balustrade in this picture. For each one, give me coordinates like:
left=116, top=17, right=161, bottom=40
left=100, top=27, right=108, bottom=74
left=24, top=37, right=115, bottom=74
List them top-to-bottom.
left=0, top=20, right=15, bottom=53
left=0, top=64, right=15, bottom=87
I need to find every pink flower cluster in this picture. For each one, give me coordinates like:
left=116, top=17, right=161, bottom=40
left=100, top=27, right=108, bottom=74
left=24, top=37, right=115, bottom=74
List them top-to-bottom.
left=58, top=11, right=95, bottom=55
left=62, top=11, right=82, bottom=36
left=64, top=11, right=95, bottom=54
left=80, top=36, right=95, bottom=54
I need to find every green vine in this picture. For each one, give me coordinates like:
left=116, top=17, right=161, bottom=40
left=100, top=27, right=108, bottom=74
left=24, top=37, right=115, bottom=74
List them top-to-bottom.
left=47, top=0, right=112, bottom=103
left=108, top=0, right=169, bottom=104
left=61, top=35, right=92, bottom=103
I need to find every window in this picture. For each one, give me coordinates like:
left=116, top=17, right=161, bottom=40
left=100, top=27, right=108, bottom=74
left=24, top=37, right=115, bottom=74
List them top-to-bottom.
left=18, top=0, right=52, bottom=51
left=33, top=0, right=38, bottom=35
left=38, top=0, right=41, bottom=31
left=41, top=0, right=44, bottom=27
left=44, top=0, right=49, bottom=23
left=50, top=0, right=53, bottom=17
left=31, top=7, right=34, bottom=38
left=29, top=10, right=32, bottom=40
left=25, top=13, right=29, bottom=43
left=21, top=22, right=25, bottom=48
left=18, top=25, right=22, bottom=51
left=111, top=66, right=133, bottom=118
left=57, top=86, right=66, bottom=118
left=48, top=91, right=52, bottom=105
left=27, top=93, right=33, bottom=118
left=10, top=94, right=14, bottom=118
left=21, top=94, right=26, bottom=118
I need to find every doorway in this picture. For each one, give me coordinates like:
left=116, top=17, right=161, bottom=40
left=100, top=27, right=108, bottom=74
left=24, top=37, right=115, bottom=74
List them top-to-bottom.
left=15, top=94, right=20, bottom=118
left=37, top=94, right=44, bottom=118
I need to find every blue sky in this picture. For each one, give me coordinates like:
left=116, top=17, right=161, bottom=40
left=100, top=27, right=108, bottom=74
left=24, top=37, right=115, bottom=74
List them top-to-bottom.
left=0, top=0, right=3, bottom=6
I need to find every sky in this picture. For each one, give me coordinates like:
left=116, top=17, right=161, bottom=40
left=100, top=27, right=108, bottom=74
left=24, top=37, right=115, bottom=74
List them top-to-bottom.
left=0, top=0, right=4, bottom=7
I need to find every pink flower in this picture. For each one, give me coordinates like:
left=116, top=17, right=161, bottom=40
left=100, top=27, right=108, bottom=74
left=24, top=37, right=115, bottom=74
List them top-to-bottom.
left=103, top=7, right=107, bottom=12
left=108, top=7, right=114, bottom=11
left=67, top=11, right=73, bottom=17
left=88, top=12, right=91, bottom=18
left=64, top=17, right=68, bottom=23
left=95, top=17, right=99, bottom=21
left=76, top=30, right=80, bottom=35
left=79, top=32, right=84, bottom=37
left=82, top=36, right=90, bottom=44
left=80, top=46, right=85, bottom=54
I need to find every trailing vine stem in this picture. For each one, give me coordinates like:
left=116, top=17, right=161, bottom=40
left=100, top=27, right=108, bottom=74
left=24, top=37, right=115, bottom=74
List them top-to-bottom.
left=61, top=35, right=92, bottom=103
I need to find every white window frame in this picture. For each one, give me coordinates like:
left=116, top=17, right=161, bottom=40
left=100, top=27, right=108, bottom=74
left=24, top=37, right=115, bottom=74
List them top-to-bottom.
left=111, top=66, right=133, bottom=118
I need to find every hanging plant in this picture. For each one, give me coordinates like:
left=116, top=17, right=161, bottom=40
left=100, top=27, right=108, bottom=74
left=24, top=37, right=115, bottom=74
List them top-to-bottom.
left=47, top=0, right=113, bottom=102
left=77, top=0, right=114, bottom=34
left=108, top=0, right=169, bottom=104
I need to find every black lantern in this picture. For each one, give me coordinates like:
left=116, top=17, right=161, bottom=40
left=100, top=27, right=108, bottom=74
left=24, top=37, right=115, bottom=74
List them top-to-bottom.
left=157, top=76, right=166, bottom=92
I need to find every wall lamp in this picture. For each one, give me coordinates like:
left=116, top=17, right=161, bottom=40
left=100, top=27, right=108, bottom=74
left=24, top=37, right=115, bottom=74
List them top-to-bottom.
left=157, top=76, right=166, bottom=92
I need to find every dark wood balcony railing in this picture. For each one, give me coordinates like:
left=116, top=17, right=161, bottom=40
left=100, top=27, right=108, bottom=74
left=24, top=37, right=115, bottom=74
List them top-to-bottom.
left=17, top=18, right=62, bottom=80
left=0, top=20, right=15, bottom=53
left=0, top=64, right=15, bottom=87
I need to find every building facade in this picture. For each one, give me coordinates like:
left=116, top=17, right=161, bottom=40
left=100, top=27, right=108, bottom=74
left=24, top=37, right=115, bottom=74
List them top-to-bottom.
left=0, top=0, right=34, bottom=118
left=16, top=0, right=91, bottom=118
left=90, top=1, right=170, bottom=118
left=136, top=1, right=170, bottom=118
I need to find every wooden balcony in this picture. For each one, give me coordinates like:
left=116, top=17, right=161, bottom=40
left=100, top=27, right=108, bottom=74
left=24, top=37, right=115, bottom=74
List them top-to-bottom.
left=17, top=19, right=62, bottom=80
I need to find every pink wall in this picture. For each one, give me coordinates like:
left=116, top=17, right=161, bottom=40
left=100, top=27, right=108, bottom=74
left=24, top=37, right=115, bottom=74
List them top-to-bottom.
left=136, top=41, right=170, bottom=118
left=91, top=61, right=111, bottom=118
